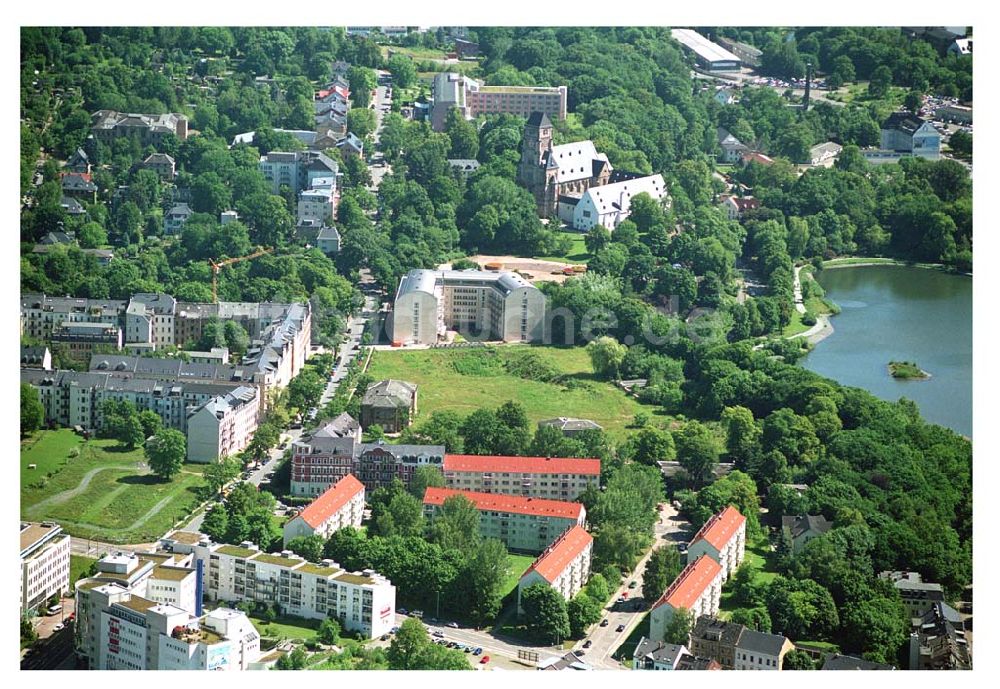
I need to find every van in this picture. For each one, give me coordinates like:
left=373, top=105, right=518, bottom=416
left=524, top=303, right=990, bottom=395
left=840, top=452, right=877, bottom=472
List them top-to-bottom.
left=46, top=605, right=62, bottom=616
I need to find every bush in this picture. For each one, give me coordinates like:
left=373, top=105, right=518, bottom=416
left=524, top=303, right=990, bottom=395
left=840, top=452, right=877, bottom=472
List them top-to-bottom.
left=801, top=311, right=817, bottom=326
left=451, top=349, right=504, bottom=376
left=502, top=350, right=558, bottom=382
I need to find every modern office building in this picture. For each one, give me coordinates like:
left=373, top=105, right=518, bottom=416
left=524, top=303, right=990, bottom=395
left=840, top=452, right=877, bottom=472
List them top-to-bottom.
left=20, top=522, right=71, bottom=616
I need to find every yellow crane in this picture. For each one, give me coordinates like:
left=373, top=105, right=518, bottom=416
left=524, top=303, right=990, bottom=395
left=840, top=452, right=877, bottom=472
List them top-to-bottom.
left=209, top=247, right=273, bottom=303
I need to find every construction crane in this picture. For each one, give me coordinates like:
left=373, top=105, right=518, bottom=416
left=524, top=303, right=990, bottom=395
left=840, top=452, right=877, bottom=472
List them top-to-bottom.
left=209, top=247, right=273, bottom=303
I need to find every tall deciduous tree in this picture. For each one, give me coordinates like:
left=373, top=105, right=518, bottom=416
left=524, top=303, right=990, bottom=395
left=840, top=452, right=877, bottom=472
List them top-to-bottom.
left=20, top=383, right=44, bottom=436
left=145, top=429, right=186, bottom=480
left=521, top=582, right=571, bottom=644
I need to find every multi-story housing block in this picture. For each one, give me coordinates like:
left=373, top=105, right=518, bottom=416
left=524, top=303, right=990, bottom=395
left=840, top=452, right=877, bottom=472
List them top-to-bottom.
left=91, top=110, right=189, bottom=144
left=259, top=151, right=339, bottom=195
left=392, top=269, right=547, bottom=345
left=125, top=292, right=177, bottom=348
left=20, top=293, right=125, bottom=341
left=242, top=302, right=312, bottom=390
left=49, top=321, right=123, bottom=360
left=186, top=386, right=261, bottom=463
left=442, top=454, right=600, bottom=501
left=283, top=474, right=365, bottom=545
left=422, top=487, right=586, bottom=554
left=687, top=505, right=746, bottom=582
left=20, top=522, right=71, bottom=616
left=516, top=525, right=593, bottom=613
left=192, top=541, right=395, bottom=639
left=649, top=556, right=723, bottom=642
left=879, top=571, right=946, bottom=619
left=909, top=601, right=971, bottom=670
left=687, top=616, right=793, bottom=670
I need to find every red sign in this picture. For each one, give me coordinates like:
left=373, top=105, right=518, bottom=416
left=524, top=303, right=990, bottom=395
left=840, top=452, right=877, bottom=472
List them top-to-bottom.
left=380, top=606, right=391, bottom=618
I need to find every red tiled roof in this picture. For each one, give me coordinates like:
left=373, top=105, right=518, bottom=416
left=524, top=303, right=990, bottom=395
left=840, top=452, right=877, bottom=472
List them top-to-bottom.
left=61, top=171, right=93, bottom=182
left=443, top=454, right=601, bottom=476
left=296, top=474, right=364, bottom=529
left=423, top=487, right=584, bottom=520
left=689, top=506, right=745, bottom=551
left=522, top=525, right=593, bottom=583
left=654, top=555, right=722, bottom=611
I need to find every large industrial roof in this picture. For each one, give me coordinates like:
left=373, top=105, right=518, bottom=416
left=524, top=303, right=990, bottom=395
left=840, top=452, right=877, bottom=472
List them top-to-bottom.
left=671, top=29, right=741, bottom=64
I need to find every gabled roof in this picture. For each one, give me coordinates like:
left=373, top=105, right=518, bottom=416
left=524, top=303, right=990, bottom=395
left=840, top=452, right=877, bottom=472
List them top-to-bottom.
left=526, top=111, right=553, bottom=128
left=883, top=112, right=929, bottom=135
left=362, top=379, right=416, bottom=408
left=313, top=413, right=359, bottom=439
left=443, top=454, right=601, bottom=476
left=295, top=474, right=365, bottom=529
left=423, top=487, right=584, bottom=520
left=689, top=505, right=745, bottom=551
left=781, top=514, right=833, bottom=539
left=522, top=526, right=593, bottom=583
left=653, top=555, right=721, bottom=611
left=735, top=628, right=789, bottom=656
left=633, top=637, right=687, bottom=665
left=822, top=653, right=895, bottom=671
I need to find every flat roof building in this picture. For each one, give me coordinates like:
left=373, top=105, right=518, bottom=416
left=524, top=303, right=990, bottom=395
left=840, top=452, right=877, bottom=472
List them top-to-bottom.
left=671, top=29, right=741, bottom=71
left=20, top=522, right=71, bottom=616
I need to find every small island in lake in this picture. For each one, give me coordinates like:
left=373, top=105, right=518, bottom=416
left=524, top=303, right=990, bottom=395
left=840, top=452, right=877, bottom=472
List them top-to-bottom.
left=889, top=361, right=931, bottom=380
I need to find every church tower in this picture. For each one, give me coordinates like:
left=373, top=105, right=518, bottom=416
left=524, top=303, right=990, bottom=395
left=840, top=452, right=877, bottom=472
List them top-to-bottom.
left=518, top=112, right=556, bottom=216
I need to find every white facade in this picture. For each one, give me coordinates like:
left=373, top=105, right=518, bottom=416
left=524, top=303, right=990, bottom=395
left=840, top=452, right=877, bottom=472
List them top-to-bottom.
left=569, top=175, right=667, bottom=231
left=297, top=187, right=336, bottom=225
left=391, top=269, right=546, bottom=345
left=186, top=386, right=261, bottom=463
left=282, top=475, right=365, bottom=545
left=686, top=506, right=747, bottom=582
left=20, top=522, right=71, bottom=615
left=517, top=526, right=593, bottom=613
left=193, top=542, right=396, bottom=639
left=649, top=557, right=723, bottom=643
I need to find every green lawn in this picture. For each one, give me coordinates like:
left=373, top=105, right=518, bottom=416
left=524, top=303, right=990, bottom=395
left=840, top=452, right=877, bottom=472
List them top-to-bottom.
left=536, top=230, right=591, bottom=264
left=367, top=345, right=651, bottom=440
left=21, top=429, right=83, bottom=485
left=21, top=431, right=209, bottom=544
left=719, top=537, right=779, bottom=619
left=502, top=553, right=537, bottom=598
left=70, top=555, right=98, bottom=591
left=250, top=615, right=322, bottom=643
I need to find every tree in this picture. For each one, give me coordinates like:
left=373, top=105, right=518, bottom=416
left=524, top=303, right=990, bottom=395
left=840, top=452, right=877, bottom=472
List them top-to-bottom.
left=387, top=54, right=417, bottom=89
left=867, top=65, right=892, bottom=99
left=347, top=107, right=377, bottom=139
left=444, top=107, right=479, bottom=159
left=628, top=192, right=666, bottom=233
left=77, top=222, right=108, bottom=249
left=585, top=224, right=612, bottom=254
left=223, top=320, right=250, bottom=357
left=586, top=336, right=627, bottom=380
left=20, top=383, right=44, bottom=436
left=721, top=405, right=761, bottom=466
left=137, top=409, right=162, bottom=438
left=674, top=421, right=720, bottom=485
left=624, top=427, right=676, bottom=465
left=145, top=429, right=186, bottom=480
left=204, top=457, right=240, bottom=496
left=408, top=465, right=446, bottom=499
left=375, top=491, right=425, bottom=538
left=430, top=494, right=481, bottom=551
left=202, top=504, right=229, bottom=542
left=287, top=534, right=325, bottom=563
left=459, top=538, right=509, bottom=624
left=642, top=545, right=682, bottom=602
left=521, top=583, right=571, bottom=644
left=567, top=592, right=603, bottom=637
left=839, top=596, right=908, bottom=665
left=730, top=606, right=772, bottom=632
left=663, top=607, right=695, bottom=644
left=21, top=614, right=37, bottom=648
left=318, top=618, right=341, bottom=645
left=276, top=646, right=308, bottom=670
left=783, top=649, right=816, bottom=670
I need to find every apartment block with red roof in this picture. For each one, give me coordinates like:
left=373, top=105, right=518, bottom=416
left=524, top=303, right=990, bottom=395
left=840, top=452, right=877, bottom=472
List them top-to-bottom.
left=442, top=454, right=601, bottom=501
left=283, top=474, right=365, bottom=546
left=422, top=487, right=586, bottom=554
left=687, top=506, right=746, bottom=582
left=517, top=525, right=593, bottom=613
left=649, top=555, right=723, bottom=643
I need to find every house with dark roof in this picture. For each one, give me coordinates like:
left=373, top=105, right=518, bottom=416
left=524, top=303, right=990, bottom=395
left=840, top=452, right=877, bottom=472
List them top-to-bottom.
left=880, top=112, right=940, bottom=159
left=717, top=127, right=750, bottom=163
left=336, top=132, right=364, bottom=158
left=66, top=148, right=91, bottom=174
left=142, top=153, right=176, bottom=180
left=448, top=158, right=481, bottom=180
left=61, top=172, right=97, bottom=201
left=60, top=195, right=86, bottom=216
left=164, top=203, right=193, bottom=235
left=316, top=226, right=341, bottom=256
left=21, top=346, right=52, bottom=370
left=360, top=380, right=417, bottom=433
left=537, top=417, right=603, bottom=438
left=283, top=474, right=365, bottom=545
left=781, top=514, right=833, bottom=554
left=879, top=571, right=946, bottom=619
left=909, top=601, right=971, bottom=670
left=688, top=616, right=793, bottom=670
left=632, top=638, right=688, bottom=670
left=537, top=651, right=593, bottom=671
left=821, top=653, right=895, bottom=670
left=675, top=654, right=723, bottom=670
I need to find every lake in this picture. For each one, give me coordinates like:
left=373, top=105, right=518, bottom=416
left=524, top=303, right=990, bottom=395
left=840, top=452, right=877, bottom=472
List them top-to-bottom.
left=801, top=265, right=972, bottom=437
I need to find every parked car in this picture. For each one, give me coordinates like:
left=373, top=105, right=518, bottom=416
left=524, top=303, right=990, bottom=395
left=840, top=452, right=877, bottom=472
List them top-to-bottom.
left=628, top=581, right=637, bottom=589
left=46, top=605, right=62, bottom=616
left=397, top=607, right=408, bottom=615
left=411, top=609, right=424, bottom=618
left=600, top=619, right=609, bottom=627
left=447, top=621, right=459, bottom=628
left=53, top=623, right=64, bottom=632
left=616, top=624, right=626, bottom=633
left=390, top=626, right=400, bottom=634
left=432, top=631, right=444, bottom=638
left=380, top=634, right=389, bottom=641
left=583, top=640, right=593, bottom=648
left=464, top=646, right=472, bottom=653
left=473, top=647, right=483, bottom=656
left=574, top=650, right=586, bottom=657
left=480, top=655, right=490, bottom=664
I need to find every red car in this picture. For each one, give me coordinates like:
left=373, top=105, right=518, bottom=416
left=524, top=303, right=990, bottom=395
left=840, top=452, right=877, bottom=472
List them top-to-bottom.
left=480, top=655, right=490, bottom=664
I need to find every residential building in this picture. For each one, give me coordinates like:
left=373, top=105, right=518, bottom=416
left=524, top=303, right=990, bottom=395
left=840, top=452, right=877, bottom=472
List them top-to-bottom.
left=671, top=29, right=741, bottom=71
left=717, top=37, right=762, bottom=67
left=947, top=37, right=972, bottom=56
left=455, top=38, right=480, bottom=60
left=431, top=72, right=567, bottom=132
left=714, top=88, right=738, bottom=106
left=91, top=110, right=189, bottom=144
left=518, top=112, right=612, bottom=217
left=879, top=112, right=941, bottom=160
left=717, top=127, right=750, bottom=163
left=337, top=132, right=364, bottom=158
left=809, top=141, right=843, bottom=167
left=66, top=147, right=92, bottom=174
left=259, top=150, right=339, bottom=195
left=741, top=151, right=775, bottom=166
left=141, top=153, right=176, bottom=180
left=448, top=158, right=481, bottom=180
left=61, top=172, right=98, bottom=201
left=559, top=173, right=667, bottom=231
left=297, top=186, right=336, bottom=224
left=719, top=194, right=760, bottom=221
left=61, top=195, right=87, bottom=216
left=164, top=203, right=193, bottom=235
left=220, top=210, right=239, bottom=225
left=316, top=226, right=342, bottom=256
left=37, top=230, right=75, bottom=246
left=391, top=269, right=547, bottom=345
left=125, top=292, right=177, bottom=348
left=20, top=293, right=125, bottom=341
left=241, top=301, right=312, bottom=391
left=50, top=321, right=123, bottom=361
left=21, top=345, right=52, bottom=370
left=187, top=347, right=230, bottom=365
left=360, top=379, right=417, bottom=432
left=186, top=386, right=261, bottom=463
left=537, top=417, right=603, bottom=437
left=290, top=434, right=360, bottom=497
left=354, top=441, right=446, bottom=491
left=442, top=454, right=601, bottom=501
left=282, top=474, right=365, bottom=545
left=423, top=487, right=587, bottom=554
left=686, top=505, right=746, bottom=581
left=781, top=514, right=832, bottom=554
left=20, top=522, right=71, bottom=616
left=517, top=525, right=593, bottom=613
left=191, top=541, right=396, bottom=639
left=649, top=557, right=723, bottom=642
left=879, top=571, right=945, bottom=619
left=909, top=601, right=971, bottom=670
left=688, top=616, right=793, bottom=670
left=632, top=638, right=688, bottom=670
left=537, top=652, right=593, bottom=671
left=821, top=653, right=895, bottom=670
left=675, top=654, right=723, bottom=670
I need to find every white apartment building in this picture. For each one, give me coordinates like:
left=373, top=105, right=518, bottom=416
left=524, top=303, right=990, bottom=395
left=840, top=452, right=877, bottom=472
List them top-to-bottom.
left=559, top=174, right=668, bottom=231
left=297, top=187, right=336, bottom=225
left=391, top=269, right=547, bottom=345
left=125, top=293, right=177, bottom=349
left=186, top=386, right=261, bottom=463
left=442, top=454, right=601, bottom=501
left=283, top=474, right=365, bottom=546
left=687, top=505, right=746, bottom=582
left=20, top=521, right=70, bottom=615
left=517, top=525, right=593, bottom=613
left=192, top=541, right=396, bottom=639
left=649, top=555, right=723, bottom=643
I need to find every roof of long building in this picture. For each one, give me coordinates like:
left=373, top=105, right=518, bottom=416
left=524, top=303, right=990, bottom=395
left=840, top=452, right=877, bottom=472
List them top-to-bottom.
left=443, top=454, right=601, bottom=476
left=295, top=474, right=365, bottom=529
left=423, top=487, right=584, bottom=520
left=689, top=505, right=745, bottom=551
left=522, top=525, right=593, bottom=583
left=654, top=556, right=722, bottom=611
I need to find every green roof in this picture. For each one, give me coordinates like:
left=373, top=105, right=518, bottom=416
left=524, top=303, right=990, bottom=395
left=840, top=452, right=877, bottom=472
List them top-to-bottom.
left=217, top=545, right=258, bottom=558
left=252, top=552, right=302, bottom=567
left=297, top=563, right=340, bottom=577
left=153, top=565, right=195, bottom=581
left=334, top=572, right=374, bottom=586
left=116, top=596, right=157, bottom=613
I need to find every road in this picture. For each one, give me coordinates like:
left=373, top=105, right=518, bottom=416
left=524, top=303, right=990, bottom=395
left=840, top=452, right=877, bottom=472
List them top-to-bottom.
left=369, top=83, right=392, bottom=190
left=581, top=502, right=691, bottom=669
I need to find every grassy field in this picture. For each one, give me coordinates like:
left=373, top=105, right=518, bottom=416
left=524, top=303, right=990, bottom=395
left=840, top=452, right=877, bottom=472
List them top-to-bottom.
left=536, top=230, right=591, bottom=264
left=366, top=345, right=650, bottom=440
left=21, top=429, right=83, bottom=484
left=21, top=431, right=208, bottom=544
left=718, top=537, right=779, bottom=620
left=502, top=553, right=537, bottom=598
left=70, top=555, right=98, bottom=591
left=251, top=615, right=322, bottom=643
